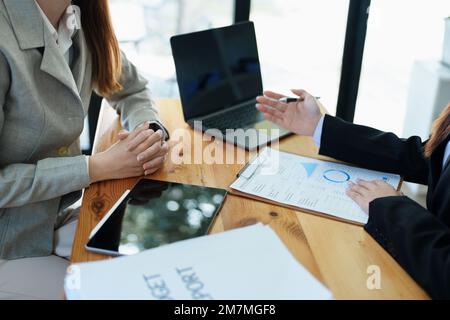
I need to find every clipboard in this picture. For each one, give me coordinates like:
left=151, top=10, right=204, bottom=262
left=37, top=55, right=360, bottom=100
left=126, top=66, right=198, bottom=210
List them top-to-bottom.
left=229, top=148, right=403, bottom=226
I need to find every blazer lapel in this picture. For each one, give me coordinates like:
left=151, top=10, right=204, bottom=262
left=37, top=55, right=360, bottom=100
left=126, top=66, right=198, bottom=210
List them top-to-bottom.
left=3, top=0, right=45, bottom=50
left=5, top=0, right=82, bottom=101
left=40, top=26, right=81, bottom=101
left=71, top=29, right=88, bottom=94
left=428, top=135, right=450, bottom=207
left=433, top=135, right=449, bottom=172
left=441, top=158, right=450, bottom=187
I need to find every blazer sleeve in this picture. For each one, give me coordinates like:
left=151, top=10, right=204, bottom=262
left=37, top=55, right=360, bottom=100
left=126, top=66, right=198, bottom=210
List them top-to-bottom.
left=0, top=51, right=90, bottom=208
left=103, top=51, right=169, bottom=138
left=319, top=114, right=429, bottom=185
left=365, top=196, right=450, bottom=299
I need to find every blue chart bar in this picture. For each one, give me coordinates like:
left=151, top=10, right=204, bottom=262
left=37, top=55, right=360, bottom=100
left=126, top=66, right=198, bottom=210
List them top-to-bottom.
left=301, top=163, right=318, bottom=178
left=323, top=169, right=351, bottom=183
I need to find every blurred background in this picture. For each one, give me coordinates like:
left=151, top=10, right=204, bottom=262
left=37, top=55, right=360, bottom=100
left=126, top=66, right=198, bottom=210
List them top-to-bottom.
left=83, top=0, right=450, bottom=201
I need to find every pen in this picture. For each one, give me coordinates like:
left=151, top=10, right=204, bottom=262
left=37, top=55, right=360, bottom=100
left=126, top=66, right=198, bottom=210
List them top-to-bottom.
left=279, top=96, right=321, bottom=103
left=236, top=161, right=252, bottom=178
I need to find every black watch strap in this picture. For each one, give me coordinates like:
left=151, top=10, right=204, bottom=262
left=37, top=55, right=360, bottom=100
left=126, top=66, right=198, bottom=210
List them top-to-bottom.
left=148, top=122, right=169, bottom=141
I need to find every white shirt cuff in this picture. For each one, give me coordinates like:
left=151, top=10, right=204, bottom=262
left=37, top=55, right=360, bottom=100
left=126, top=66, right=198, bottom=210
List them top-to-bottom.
left=312, top=115, right=325, bottom=148
left=85, top=155, right=91, bottom=185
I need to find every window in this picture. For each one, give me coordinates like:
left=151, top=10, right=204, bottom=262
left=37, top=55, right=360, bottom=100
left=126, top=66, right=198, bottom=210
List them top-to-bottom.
left=109, top=0, right=233, bottom=97
left=250, top=0, right=349, bottom=114
left=354, top=0, right=450, bottom=135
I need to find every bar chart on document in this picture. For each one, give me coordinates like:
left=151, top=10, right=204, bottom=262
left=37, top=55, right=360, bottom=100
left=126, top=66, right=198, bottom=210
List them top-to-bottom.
left=231, top=148, right=401, bottom=224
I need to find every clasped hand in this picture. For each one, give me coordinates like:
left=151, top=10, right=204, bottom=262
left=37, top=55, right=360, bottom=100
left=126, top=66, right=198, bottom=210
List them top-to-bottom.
left=89, top=122, right=169, bottom=183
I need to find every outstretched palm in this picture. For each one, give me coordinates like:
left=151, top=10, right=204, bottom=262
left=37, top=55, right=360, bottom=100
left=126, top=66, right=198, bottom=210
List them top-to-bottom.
left=256, top=89, right=322, bottom=136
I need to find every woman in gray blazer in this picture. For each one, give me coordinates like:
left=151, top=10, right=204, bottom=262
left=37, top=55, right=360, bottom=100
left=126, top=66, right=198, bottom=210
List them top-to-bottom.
left=0, top=0, right=170, bottom=299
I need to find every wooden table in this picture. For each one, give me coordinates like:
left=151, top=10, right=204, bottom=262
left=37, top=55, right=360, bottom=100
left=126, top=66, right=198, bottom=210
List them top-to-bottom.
left=71, top=99, right=429, bottom=299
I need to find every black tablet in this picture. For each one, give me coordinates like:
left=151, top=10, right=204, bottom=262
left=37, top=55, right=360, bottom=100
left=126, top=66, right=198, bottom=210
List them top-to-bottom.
left=86, top=179, right=227, bottom=256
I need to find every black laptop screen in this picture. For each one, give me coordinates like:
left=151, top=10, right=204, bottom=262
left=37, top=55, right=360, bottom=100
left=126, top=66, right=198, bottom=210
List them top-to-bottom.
left=171, top=22, right=263, bottom=121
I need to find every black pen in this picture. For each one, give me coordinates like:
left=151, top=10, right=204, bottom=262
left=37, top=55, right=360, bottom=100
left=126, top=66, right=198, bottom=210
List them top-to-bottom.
left=279, top=96, right=320, bottom=103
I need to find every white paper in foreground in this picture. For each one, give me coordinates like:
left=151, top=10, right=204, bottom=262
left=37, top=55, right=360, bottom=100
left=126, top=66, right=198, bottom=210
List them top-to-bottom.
left=65, top=224, right=332, bottom=300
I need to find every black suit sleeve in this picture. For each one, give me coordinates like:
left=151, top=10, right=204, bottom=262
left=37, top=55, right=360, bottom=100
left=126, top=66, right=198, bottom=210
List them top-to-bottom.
left=319, top=115, right=429, bottom=185
left=365, top=196, right=450, bottom=299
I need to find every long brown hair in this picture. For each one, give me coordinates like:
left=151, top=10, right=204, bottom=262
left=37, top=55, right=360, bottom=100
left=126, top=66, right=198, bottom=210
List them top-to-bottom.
left=73, top=0, right=123, bottom=96
left=424, top=103, right=450, bottom=157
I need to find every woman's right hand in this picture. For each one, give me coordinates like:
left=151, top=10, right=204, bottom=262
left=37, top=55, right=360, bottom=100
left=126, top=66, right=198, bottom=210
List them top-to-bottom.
left=256, top=89, right=322, bottom=136
left=88, top=124, right=167, bottom=183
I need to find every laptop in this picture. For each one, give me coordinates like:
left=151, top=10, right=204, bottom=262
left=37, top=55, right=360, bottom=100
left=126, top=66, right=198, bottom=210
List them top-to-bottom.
left=170, top=21, right=291, bottom=150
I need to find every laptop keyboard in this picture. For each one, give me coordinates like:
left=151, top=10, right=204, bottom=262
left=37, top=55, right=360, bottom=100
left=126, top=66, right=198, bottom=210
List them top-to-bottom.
left=201, top=102, right=263, bottom=133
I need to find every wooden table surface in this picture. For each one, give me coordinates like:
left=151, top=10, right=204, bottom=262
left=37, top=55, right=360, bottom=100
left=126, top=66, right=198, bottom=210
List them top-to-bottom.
left=71, top=99, right=429, bottom=299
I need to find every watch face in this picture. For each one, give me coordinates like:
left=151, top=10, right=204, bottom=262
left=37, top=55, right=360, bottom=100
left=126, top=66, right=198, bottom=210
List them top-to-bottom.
left=148, top=122, right=168, bottom=140
left=148, top=122, right=160, bottom=132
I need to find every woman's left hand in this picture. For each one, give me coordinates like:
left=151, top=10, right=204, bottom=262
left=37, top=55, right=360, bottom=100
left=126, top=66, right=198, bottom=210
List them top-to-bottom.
left=117, top=125, right=169, bottom=175
left=346, top=179, right=402, bottom=214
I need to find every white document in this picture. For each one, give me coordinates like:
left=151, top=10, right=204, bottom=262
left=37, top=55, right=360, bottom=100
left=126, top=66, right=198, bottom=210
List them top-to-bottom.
left=230, top=148, right=401, bottom=224
left=65, top=224, right=332, bottom=300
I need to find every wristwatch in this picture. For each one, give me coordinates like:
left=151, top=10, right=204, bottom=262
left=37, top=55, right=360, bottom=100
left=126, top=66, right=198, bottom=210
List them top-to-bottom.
left=148, top=121, right=170, bottom=141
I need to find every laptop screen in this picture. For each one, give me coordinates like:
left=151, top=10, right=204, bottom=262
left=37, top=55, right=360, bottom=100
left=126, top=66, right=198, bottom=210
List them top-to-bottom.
left=171, top=22, right=263, bottom=121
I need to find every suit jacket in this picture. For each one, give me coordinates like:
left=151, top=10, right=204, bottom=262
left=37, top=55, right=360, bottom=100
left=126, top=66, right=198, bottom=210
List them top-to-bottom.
left=0, top=0, right=164, bottom=259
left=319, top=114, right=450, bottom=299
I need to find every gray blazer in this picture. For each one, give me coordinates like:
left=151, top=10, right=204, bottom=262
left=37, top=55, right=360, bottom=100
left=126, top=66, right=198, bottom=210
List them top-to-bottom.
left=0, top=0, right=165, bottom=259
